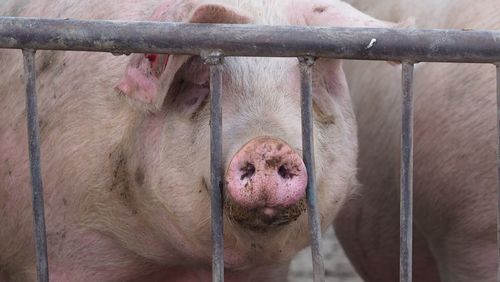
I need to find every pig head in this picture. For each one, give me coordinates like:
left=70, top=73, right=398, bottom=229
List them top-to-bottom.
left=108, top=0, right=398, bottom=270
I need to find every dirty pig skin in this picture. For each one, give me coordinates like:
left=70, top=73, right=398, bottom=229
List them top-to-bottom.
left=1, top=0, right=397, bottom=281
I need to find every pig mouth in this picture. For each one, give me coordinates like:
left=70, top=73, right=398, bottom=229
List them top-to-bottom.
left=223, top=197, right=307, bottom=232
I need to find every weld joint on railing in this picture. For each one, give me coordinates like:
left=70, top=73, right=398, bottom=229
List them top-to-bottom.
left=23, top=48, right=36, bottom=55
left=202, top=50, right=224, bottom=65
left=298, top=56, right=317, bottom=67
left=401, top=60, right=416, bottom=65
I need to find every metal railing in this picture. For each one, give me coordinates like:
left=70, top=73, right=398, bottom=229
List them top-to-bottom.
left=0, top=17, right=499, bottom=282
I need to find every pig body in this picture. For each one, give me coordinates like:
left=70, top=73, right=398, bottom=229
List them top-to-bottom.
left=0, top=0, right=392, bottom=281
left=336, top=1, right=498, bottom=281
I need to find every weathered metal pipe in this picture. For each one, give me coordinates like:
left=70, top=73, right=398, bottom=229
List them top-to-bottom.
left=1, top=17, right=500, bottom=63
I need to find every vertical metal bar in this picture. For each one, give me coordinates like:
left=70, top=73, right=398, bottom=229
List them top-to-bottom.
left=22, top=49, right=49, bottom=282
left=204, top=51, right=224, bottom=282
left=298, top=56, right=325, bottom=282
left=400, top=62, right=415, bottom=282
left=496, top=64, right=500, bottom=282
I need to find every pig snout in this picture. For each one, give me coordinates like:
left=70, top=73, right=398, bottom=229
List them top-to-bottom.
left=225, top=137, right=307, bottom=230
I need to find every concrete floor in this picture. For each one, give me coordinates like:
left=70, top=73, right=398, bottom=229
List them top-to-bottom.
left=289, top=227, right=362, bottom=282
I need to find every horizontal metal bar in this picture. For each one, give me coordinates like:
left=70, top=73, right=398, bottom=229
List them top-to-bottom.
left=1, top=17, right=500, bottom=63
left=22, top=49, right=49, bottom=282
left=205, top=52, right=224, bottom=282
left=299, top=56, right=325, bottom=282
left=400, top=62, right=414, bottom=282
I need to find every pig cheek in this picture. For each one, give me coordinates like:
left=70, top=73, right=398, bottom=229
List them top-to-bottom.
left=315, top=120, right=358, bottom=226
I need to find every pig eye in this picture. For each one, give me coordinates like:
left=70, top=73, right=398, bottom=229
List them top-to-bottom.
left=170, top=56, right=210, bottom=118
left=177, top=80, right=210, bottom=117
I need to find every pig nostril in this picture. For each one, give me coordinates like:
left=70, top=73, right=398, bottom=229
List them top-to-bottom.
left=240, top=163, right=255, bottom=180
left=278, top=165, right=292, bottom=179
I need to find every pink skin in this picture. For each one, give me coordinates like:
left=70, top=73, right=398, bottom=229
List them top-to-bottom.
left=0, top=0, right=391, bottom=281
left=336, top=1, right=499, bottom=281
left=225, top=137, right=307, bottom=209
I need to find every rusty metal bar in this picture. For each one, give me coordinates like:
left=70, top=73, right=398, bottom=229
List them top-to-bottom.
left=1, top=17, right=500, bottom=63
left=22, top=49, right=49, bottom=282
left=204, top=51, right=225, bottom=282
left=299, top=56, right=325, bottom=282
left=400, top=62, right=415, bottom=282
left=496, top=64, right=500, bottom=282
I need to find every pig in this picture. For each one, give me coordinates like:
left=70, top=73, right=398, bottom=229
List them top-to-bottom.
left=0, top=0, right=395, bottom=281
left=335, top=0, right=499, bottom=281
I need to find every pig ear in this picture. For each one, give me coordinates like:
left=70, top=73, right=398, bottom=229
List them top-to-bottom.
left=287, top=0, right=398, bottom=28
left=287, top=0, right=410, bottom=65
left=288, top=0, right=408, bottom=117
left=115, top=3, right=251, bottom=109
left=115, top=53, right=169, bottom=104
left=309, top=59, right=351, bottom=122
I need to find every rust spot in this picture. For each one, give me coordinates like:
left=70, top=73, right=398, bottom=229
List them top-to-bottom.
left=62, top=198, right=67, bottom=206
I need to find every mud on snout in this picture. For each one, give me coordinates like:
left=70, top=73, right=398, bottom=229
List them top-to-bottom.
left=224, top=197, right=307, bottom=232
